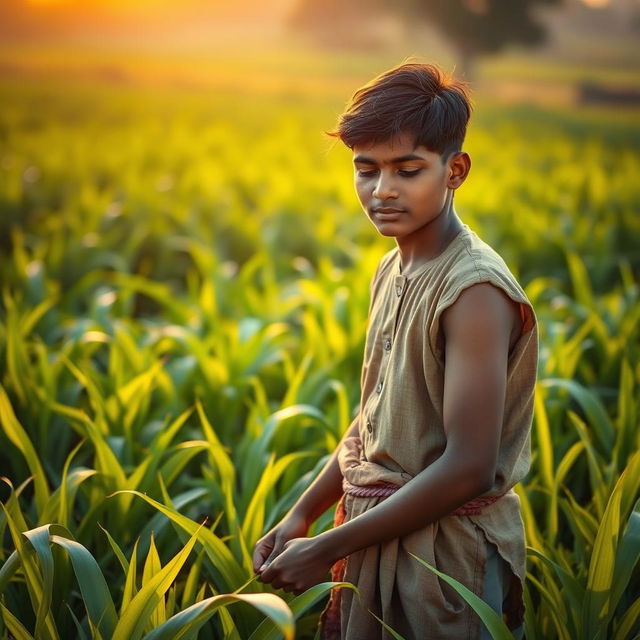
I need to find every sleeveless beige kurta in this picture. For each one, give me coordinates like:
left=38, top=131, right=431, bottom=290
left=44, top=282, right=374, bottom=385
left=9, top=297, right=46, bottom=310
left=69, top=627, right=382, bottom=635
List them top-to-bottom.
left=326, top=223, right=538, bottom=640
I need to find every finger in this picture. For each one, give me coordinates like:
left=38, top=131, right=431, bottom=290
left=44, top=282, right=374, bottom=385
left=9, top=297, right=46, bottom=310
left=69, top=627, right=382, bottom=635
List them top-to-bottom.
left=253, top=538, right=274, bottom=566
left=252, top=539, right=273, bottom=573
left=259, top=544, right=284, bottom=573
left=261, top=557, right=289, bottom=588
left=259, top=562, right=271, bottom=581
left=270, top=577, right=284, bottom=590
left=276, top=580, right=291, bottom=593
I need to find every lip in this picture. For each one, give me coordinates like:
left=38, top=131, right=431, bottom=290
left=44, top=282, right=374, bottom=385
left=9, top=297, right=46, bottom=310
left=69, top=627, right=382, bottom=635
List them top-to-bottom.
left=372, top=207, right=405, bottom=220
left=373, top=207, right=405, bottom=214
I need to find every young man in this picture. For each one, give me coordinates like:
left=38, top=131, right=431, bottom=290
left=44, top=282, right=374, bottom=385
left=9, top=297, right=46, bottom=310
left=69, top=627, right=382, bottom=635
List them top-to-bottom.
left=253, top=62, right=537, bottom=640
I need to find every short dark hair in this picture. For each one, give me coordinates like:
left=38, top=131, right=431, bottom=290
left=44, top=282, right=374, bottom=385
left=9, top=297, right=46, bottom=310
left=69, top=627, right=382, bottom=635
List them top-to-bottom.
left=328, top=62, right=472, bottom=162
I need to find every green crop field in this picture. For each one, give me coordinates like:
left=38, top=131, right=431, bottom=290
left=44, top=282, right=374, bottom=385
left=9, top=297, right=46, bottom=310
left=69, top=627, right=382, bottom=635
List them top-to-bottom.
left=0, top=50, right=639, bottom=639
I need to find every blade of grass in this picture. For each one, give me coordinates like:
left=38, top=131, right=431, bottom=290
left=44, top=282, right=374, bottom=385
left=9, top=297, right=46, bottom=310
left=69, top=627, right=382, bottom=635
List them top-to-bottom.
left=540, top=378, right=614, bottom=457
left=0, top=384, right=50, bottom=512
left=582, top=452, right=640, bottom=636
left=609, top=499, right=640, bottom=624
left=1, top=503, right=59, bottom=640
left=100, top=524, right=130, bottom=575
left=112, top=524, right=203, bottom=640
left=22, top=525, right=55, bottom=639
left=50, top=528, right=118, bottom=640
left=142, top=534, right=166, bottom=630
left=121, top=539, right=140, bottom=615
left=409, top=552, right=513, bottom=640
left=247, top=581, right=359, bottom=640
left=141, top=592, right=295, bottom=640
left=613, top=596, right=640, bottom=640
left=0, top=602, right=36, bottom=640
left=368, top=610, right=407, bottom=640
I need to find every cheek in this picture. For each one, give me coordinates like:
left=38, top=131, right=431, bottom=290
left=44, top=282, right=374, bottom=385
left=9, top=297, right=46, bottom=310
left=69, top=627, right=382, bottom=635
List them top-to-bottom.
left=416, top=179, right=446, bottom=202
left=355, top=181, right=370, bottom=203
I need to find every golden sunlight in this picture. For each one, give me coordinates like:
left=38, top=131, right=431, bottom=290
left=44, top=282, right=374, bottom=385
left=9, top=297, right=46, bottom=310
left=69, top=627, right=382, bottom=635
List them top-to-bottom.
left=22, top=0, right=294, bottom=22
left=24, top=0, right=282, bottom=10
left=25, top=0, right=199, bottom=8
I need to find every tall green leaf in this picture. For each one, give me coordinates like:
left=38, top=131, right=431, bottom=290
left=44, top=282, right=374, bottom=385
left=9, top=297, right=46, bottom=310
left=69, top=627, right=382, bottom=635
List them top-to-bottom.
left=112, top=524, right=202, bottom=640
left=409, top=552, right=513, bottom=640
left=141, top=592, right=295, bottom=640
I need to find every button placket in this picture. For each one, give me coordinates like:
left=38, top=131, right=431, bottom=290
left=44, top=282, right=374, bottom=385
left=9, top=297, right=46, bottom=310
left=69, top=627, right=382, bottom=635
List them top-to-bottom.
left=366, top=273, right=405, bottom=442
left=392, top=274, right=408, bottom=341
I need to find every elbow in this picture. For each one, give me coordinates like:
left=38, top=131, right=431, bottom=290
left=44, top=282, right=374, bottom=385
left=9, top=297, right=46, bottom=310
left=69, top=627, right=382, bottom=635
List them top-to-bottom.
left=444, top=447, right=496, bottom=495
left=472, top=460, right=496, bottom=494
left=460, top=462, right=495, bottom=496
left=450, top=464, right=494, bottom=497
left=475, top=472, right=495, bottom=495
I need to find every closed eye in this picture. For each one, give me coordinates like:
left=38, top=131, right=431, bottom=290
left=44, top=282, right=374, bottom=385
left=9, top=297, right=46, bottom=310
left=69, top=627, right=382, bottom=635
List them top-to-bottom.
left=356, top=168, right=422, bottom=178
left=356, top=169, right=378, bottom=177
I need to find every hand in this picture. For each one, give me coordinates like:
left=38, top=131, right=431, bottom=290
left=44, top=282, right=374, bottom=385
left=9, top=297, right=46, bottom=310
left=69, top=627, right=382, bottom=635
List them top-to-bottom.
left=252, top=511, right=311, bottom=575
left=258, top=536, right=335, bottom=595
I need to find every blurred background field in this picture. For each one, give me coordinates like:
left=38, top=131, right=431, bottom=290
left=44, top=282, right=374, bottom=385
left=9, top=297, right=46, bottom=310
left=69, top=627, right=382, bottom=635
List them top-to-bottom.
left=0, top=0, right=639, bottom=639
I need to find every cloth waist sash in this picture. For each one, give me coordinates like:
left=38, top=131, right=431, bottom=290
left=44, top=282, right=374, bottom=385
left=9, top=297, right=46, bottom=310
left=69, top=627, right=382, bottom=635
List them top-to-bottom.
left=338, top=434, right=506, bottom=515
left=341, top=477, right=504, bottom=515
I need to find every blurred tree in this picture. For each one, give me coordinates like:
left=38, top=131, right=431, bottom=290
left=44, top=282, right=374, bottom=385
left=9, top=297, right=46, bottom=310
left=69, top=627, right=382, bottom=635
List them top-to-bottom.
left=289, top=0, right=563, bottom=78
left=408, top=0, right=563, bottom=79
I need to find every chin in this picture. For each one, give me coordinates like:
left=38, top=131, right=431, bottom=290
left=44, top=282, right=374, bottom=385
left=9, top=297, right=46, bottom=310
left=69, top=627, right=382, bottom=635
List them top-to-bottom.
left=373, top=222, right=403, bottom=237
left=373, top=224, right=397, bottom=235
left=377, top=229, right=400, bottom=237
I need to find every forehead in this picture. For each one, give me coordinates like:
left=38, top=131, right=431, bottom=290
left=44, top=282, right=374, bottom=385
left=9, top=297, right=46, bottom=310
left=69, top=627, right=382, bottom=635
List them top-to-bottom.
left=352, top=132, right=441, bottom=163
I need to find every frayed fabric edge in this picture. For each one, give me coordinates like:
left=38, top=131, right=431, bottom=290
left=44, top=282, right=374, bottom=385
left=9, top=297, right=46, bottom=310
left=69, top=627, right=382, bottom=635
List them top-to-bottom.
left=317, top=493, right=348, bottom=640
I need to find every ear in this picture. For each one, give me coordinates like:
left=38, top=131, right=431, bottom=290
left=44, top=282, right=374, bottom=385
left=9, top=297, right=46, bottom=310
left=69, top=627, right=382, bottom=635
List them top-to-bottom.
left=447, top=152, right=471, bottom=189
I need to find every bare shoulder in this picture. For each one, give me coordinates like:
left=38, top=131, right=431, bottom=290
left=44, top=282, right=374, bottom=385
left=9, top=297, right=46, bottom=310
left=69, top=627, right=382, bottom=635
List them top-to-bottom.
left=441, top=282, right=523, bottom=352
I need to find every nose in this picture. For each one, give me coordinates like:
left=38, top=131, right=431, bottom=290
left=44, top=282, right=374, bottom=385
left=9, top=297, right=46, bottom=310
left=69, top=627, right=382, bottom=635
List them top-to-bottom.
left=372, top=172, right=398, bottom=200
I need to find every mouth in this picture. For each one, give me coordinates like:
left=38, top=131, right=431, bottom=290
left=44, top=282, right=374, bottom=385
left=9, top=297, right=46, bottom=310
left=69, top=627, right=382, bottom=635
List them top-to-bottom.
left=372, top=207, right=405, bottom=220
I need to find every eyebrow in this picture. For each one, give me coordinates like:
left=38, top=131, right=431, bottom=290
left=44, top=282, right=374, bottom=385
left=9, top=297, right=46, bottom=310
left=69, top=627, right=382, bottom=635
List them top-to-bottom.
left=353, top=153, right=426, bottom=165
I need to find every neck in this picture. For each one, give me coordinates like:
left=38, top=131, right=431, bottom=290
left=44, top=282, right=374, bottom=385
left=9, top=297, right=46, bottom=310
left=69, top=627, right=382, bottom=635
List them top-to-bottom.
left=397, top=194, right=464, bottom=276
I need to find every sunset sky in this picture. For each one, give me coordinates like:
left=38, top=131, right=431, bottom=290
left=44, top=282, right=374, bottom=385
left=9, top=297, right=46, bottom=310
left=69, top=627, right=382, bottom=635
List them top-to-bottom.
left=0, top=0, right=629, bottom=51
left=1, top=0, right=297, bottom=41
left=6, top=0, right=615, bottom=28
left=9, top=0, right=296, bottom=22
left=20, top=0, right=611, bottom=9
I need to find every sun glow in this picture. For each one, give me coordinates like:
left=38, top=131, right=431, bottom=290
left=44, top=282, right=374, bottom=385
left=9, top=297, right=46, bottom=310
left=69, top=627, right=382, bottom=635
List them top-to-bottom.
left=14, top=0, right=296, bottom=42
left=20, top=0, right=296, bottom=26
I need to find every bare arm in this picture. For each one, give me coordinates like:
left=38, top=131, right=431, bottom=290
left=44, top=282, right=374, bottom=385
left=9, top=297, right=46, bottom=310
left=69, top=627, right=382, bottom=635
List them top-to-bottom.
left=310, top=282, right=519, bottom=563
left=252, top=416, right=359, bottom=573
left=287, top=416, right=360, bottom=526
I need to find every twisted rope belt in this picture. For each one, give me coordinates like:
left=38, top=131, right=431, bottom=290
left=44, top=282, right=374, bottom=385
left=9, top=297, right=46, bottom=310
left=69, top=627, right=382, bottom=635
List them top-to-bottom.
left=341, top=477, right=505, bottom=515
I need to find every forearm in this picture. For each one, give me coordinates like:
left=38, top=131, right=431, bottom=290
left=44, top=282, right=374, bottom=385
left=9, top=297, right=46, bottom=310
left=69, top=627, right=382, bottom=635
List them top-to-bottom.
left=287, top=417, right=359, bottom=525
left=315, top=449, right=491, bottom=563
